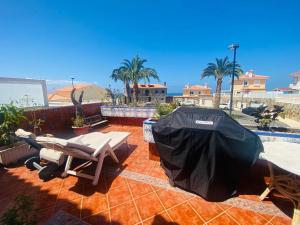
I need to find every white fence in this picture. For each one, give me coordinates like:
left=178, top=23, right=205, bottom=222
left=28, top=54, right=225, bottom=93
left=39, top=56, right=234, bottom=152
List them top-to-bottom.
left=220, top=92, right=300, bottom=105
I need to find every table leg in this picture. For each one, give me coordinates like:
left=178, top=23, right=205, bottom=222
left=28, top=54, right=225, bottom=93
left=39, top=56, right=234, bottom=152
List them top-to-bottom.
left=260, top=162, right=275, bottom=201
left=259, top=186, right=274, bottom=201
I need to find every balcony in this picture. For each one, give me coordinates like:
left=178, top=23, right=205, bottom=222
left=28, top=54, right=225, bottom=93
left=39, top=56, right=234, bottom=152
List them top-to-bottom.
left=0, top=104, right=294, bottom=225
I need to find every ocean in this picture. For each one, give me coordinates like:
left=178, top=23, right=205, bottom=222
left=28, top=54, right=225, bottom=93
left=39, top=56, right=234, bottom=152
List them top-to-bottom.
left=167, top=93, right=181, bottom=96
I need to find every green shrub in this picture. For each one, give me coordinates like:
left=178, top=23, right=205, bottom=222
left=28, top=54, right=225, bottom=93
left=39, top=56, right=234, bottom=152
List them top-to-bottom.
left=154, top=103, right=177, bottom=119
left=0, top=104, right=26, bottom=147
left=72, top=115, right=85, bottom=127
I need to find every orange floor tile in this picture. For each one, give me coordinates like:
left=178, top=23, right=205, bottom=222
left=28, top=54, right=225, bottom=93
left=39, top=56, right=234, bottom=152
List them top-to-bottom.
left=0, top=124, right=294, bottom=225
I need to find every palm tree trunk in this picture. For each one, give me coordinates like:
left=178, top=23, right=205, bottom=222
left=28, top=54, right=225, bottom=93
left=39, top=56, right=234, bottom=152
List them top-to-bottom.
left=214, top=79, right=222, bottom=108
left=125, top=81, right=130, bottom=104
left=133, top=83, right=139, bottom=104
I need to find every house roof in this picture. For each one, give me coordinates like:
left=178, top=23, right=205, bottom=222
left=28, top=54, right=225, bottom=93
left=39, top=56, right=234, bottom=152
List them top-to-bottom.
left=238, top=70, right=269, bottom=80
left=48, top=83, right=107, bottom=102
left=130, top=84, right=167, bottom=88
left=184, top=85, right=211, bottom=90
left=273, top=87, right=293, bottom=91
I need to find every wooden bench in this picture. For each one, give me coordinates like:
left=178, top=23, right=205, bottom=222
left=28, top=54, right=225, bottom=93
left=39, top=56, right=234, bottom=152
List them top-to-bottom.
left=84, top=114, right=108, bottom=128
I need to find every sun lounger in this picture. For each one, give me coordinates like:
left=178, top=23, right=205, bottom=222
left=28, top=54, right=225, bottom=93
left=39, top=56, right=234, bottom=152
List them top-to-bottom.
left=36, top=131, right=130, bottom=185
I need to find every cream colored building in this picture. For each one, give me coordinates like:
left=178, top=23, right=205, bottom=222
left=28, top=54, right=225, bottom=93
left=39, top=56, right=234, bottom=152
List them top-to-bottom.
left=233, top=70, right=269, bottom=94
left=128, top=83, right=167, bottom=103
left=174, top=84, right=212, bottom=106
left=182, top=84, right=211, bottom=96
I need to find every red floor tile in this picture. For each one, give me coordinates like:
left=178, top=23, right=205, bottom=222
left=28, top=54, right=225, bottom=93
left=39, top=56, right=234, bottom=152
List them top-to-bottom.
left=0, top=125, right=295, bottom=225
left=106, top=174, right=127, bottom=190
left=61, top=176, right=82, bottom=190
left=127, top=179, right=153, bottom=199
left=107, top=184, right=132, bottom=207
left=57, top=188, right=82, bottom=202
left=156, top=188, right=186, bottom=209
left=33, top=189, right=59, bottom=209
left=135, top=192, right=164, bottom=220
left=81, top=193, right=108, bottom=218
left=188, top=196, right=224, bottom=222
left=54, top=197, right=82, bottom=218
left=110, top=201, right=141, bottom=225
left=167, top=202, right=205, bottom=225
left=36, top=207, right=54, bottom=225
left=226, top=207, right=269, bottom=225
left=83, top=210, right=110, bottom=225
left=143, top=212, right=173, bottom=225
left=207, top=212, right=238, bottom=225
left=270, top=215, right=292, bottom=225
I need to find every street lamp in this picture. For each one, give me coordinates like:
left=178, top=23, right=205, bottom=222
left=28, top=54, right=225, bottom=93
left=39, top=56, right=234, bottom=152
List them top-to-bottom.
left=228, top=43, right=239, bottom=115
left=71, top=77, right=75, bottom=88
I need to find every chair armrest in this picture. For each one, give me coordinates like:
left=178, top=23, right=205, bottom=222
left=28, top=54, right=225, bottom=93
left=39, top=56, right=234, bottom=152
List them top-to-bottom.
left=92, top=137, right=111, bottom=158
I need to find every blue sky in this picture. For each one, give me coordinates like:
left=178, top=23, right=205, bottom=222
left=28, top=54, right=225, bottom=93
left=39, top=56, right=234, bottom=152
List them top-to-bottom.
left=0, top=0, right=300, bottom=93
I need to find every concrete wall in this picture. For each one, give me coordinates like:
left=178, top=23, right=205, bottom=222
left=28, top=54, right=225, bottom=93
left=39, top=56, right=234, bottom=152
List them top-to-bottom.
left=174, top=94, right=300, bottom=122
left=221, top=96, right=300, bottom=122
left=21, top=103, right=149, bottom=134
left=22, top=103, right=103, bottom=133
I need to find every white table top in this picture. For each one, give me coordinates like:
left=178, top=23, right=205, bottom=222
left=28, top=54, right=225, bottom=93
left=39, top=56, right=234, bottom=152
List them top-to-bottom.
left=260, top=141, right=300, bottom=176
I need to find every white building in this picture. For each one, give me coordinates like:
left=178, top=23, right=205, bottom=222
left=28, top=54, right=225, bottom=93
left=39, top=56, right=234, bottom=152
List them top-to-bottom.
left=289, top=71, right=300, bottom=92
left=0, top=77, right=48, bottom=107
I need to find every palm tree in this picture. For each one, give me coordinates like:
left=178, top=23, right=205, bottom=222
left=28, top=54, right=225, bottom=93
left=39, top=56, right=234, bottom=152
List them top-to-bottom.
left=112, top=55, right=159, bottom=104
left=201, top=56, right=243, bottom=108
left=110, top=67, right=131, bottom=104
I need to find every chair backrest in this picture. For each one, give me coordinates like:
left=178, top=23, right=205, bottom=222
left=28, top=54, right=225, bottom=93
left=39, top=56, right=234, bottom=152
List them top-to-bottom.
left=36, top=136, right=112, bottom=160
left=36, top=136, right=94, bottom=160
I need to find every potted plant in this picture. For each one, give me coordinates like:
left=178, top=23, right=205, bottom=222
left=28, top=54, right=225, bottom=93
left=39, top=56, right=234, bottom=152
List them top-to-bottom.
left=70, top=86, right=89, bottom=135
left=143, top=103, right=177, bottom=143
left=143, top=103, right=178, bottom=161
left=0, top=104, right=37, bottom=166
left=254, top=105, right=284, bottom=131
left=28, top=106, right=45, bottom=136
left=72, top=115, right=89, bottom=135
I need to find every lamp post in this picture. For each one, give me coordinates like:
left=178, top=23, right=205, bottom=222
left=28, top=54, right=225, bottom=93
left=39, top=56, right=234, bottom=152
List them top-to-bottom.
left=228, top=44, right=239, bottom=115
left=71, top=77, right=75, bottom=88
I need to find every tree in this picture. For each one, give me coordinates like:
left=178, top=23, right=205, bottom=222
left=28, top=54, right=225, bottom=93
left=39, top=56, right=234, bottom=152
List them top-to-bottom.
left=111, top=55, right=159, bottom=104
left=201, top=57, right=242, bottom=108
left=110, top=67, right=131, bottom=104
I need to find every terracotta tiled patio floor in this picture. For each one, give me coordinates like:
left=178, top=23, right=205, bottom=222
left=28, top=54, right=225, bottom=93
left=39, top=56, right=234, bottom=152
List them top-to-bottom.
left=0, top=124, right=294, bottom=225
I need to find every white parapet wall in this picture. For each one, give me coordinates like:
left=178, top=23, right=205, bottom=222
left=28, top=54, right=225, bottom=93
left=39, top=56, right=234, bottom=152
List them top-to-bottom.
left=0, top=77, right=48, bottom=107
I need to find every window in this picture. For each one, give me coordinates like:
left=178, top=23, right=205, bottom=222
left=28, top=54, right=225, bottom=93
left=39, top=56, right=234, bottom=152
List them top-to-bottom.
left=243, top=80, right=248, bottom=86
left=254, top=80, right=260, bottom=86
left=145, top=90, right=150, bottom=96
left=155, top=90, right=158, bottom=94
left=161, top=90, right=165, bottom=94
left=190, top=91, right=194, bottom=95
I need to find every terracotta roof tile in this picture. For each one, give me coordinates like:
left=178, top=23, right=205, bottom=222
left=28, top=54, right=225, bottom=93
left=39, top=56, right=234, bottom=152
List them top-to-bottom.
left=130, top=84, right=166, bottom=88
left=185, top=85, right=211, bottom=90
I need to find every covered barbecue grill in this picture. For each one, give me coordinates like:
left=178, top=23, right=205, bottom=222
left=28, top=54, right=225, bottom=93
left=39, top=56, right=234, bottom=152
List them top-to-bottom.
left=152, top=107, right=263, bottom=201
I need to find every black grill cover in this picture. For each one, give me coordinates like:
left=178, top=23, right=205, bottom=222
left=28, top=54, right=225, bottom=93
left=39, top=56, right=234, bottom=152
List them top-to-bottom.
left=152, top=107, right=263, bottom=201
